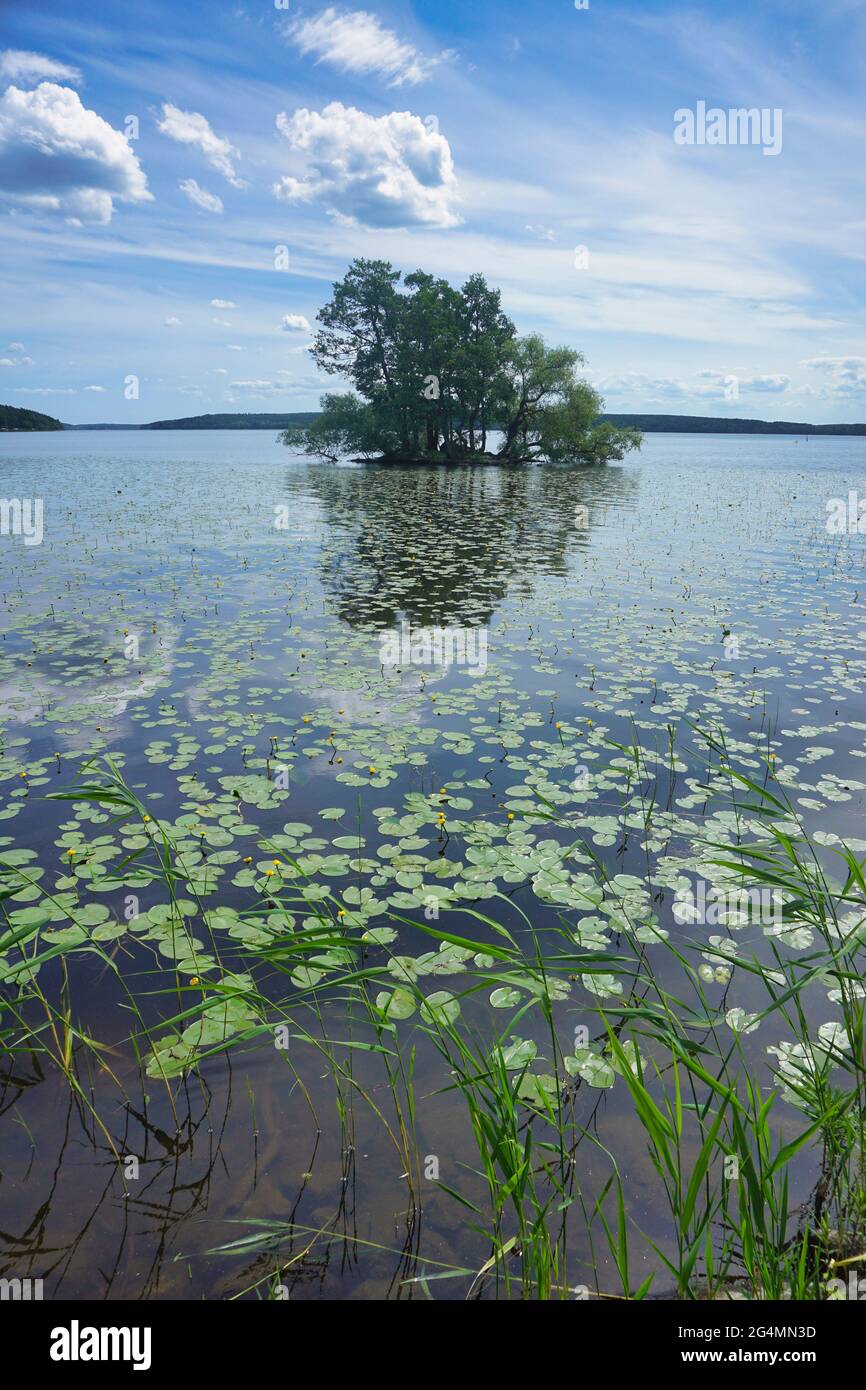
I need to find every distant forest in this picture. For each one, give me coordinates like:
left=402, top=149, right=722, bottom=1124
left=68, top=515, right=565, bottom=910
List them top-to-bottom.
left=0, top=404, right=64, bottom=431
left=4, top=404, right=866, bottom=436
left=66, top=412, right=866, bottom=435
left=140, top=412, right=318, bottom=430
left=141, top=412, right=866, bottom=436
left=603, top=414, right=866, bottom=436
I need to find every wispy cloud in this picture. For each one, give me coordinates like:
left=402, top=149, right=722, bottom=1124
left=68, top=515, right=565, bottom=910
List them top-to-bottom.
left=285, top=8, right=453, bottom=87
left=0, top=49, right=82, bottom=85
left=157, top=103, right=242, bottom=186
left=179, top=178, right=223, bottom=213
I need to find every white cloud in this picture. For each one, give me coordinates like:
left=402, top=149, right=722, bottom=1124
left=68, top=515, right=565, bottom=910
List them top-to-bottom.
left=285, top=8, right=452, bottom=87
left=0, top=50, right=82, bottom=85
left=0, top=82, right=151, bottom=224
left=274, top=102, right=460, bottom=228
left=158, top=104, right=242, bottom=186
left=179, top=178, right=223, bottom=213
left=525, top=224, right=556, bottom=241
left=210, top=298, right=236, bottom=309
left=280, top=313, right=311, bottom=332
left=164, top=316, right=181, bottom=326
left=800, top=356, right=866, bottom=396
left=803, top=356, right=866, bottom=380
left=597, top=370, right=790, bottom=403
left=597, top=372, right=691, bottom=401
left=744, top=374, right=790, bottom=393
left=225, top=378, right=296, bottom=402
left=230, top=379, right=281, bottom=389
left=84, top=384, right=105, bottom=391
left=14, top=386, right=76, bottom=395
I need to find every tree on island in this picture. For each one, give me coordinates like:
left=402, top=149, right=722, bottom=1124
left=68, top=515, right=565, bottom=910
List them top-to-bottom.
left=281, top=259, right=642, bottom=465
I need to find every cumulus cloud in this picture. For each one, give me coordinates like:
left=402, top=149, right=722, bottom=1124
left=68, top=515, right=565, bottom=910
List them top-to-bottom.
left=285, top=8, right=452, bottom=87
left=0, top=50, right=82, bottom=85
left=0, top=82, right=151, bottom=224
left=274, top=102, right=460, bottom=228
left=158, top=104, right=242, bottom=186
left=179, top=177, right=223, bottom=213
left=210, top=298, right=236, bottom=309
left=280, top=313, right=311, bottom=332
left=164, top=316, right=181, bottom=326
left=800, top=356, right=866, bottom=396
left=803, top=356, right=866, bottom=380
left=693, top=369, right=789, bottom=395
left=598, top=372, right=690, bottom=401
left=84, top=384, right=105, bottom=392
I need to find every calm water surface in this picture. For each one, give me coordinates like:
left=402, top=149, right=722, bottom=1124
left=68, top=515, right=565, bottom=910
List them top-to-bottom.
left=0, top=430, right=864, bottom=1298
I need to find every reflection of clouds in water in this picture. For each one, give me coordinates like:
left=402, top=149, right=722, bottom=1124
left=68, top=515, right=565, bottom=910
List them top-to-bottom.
left=0, top=629, right=180, bottom=742
left=94, top=632, right=179, bottom=717
left=0, top=676, right=49, bottom=726
left=305, top=681, right=438, bottom=724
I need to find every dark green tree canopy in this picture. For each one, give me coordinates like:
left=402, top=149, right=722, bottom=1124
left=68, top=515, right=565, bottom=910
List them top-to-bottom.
left=284, top=259, right=641, bottom=465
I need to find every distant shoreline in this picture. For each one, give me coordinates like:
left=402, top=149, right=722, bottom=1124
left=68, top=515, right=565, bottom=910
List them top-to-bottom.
left=3, top=406, right=866, bottom=436
left=66, top=411, right=866, bottom=435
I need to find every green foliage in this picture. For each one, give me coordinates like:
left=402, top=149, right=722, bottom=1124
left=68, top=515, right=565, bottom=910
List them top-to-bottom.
left=290, top=259, right=642, bottom=465
left=281, top=393, right=384, bottom=461
left=0, top=404, right=64, bottom=431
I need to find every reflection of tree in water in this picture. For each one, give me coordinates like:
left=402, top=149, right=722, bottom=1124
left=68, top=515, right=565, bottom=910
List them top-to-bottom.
left=301, top=462, right=640, bottom=629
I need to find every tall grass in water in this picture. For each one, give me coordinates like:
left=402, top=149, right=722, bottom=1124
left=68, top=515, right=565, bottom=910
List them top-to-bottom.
left=389, top=733, right=866, bottom=1299
left=2, top=735, right=865, bottom=1300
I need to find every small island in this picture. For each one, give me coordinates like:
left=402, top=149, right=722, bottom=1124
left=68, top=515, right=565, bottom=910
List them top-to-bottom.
left=282, top=260, right=642, bottom=466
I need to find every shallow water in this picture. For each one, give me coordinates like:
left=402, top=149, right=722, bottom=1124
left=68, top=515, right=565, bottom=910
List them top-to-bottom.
left=0, top=430, right=864, bottom=1298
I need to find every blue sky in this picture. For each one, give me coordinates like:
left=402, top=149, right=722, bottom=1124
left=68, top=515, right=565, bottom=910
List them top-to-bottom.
left=1, top=0, right=865, bottom=424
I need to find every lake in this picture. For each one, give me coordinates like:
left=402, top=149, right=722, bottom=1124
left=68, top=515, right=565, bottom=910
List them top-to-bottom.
left=0, top=429, right=864, bottom=1299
